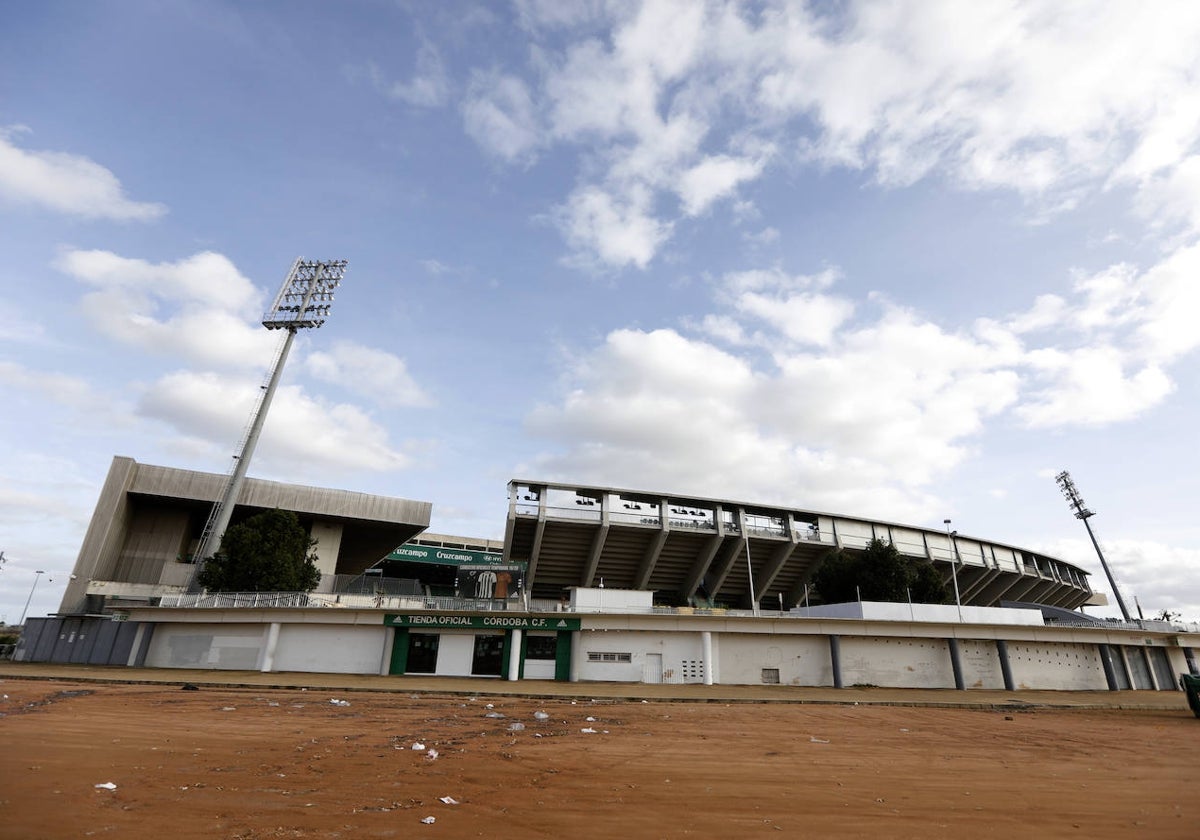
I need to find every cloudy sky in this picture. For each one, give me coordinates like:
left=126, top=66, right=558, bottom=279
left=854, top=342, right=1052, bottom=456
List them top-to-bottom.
left=2, top=0, right=1198, bottom=623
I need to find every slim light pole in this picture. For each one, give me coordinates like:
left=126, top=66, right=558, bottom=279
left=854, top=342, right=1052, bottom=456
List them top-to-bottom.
left=192, top=259, right=347, bottom=576
left=1055, top=470, right=1132, bottom=621
left=944, top=519, right=962, bottom=621
left=19, top=570, right=44, bottom=626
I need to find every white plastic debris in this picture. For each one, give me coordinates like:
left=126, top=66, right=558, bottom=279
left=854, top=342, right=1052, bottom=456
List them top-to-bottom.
left=329, top=698, right=351, bottom=707
left=485, top=703, right=494, bottom=709
left=221, top=706, right=236, bottom=711
left=485, top=711, right=505, bottom=718
left=533, top=711, right=549, bottom=721
left=585, top=716, right=596, bottom=721
left=508, top=722, right=525, bottom=731
left=580, top=727, right=598, bottom=734
left=810, top=736, right=830, bottom=744
left=412, top=742, right=426, bottom=750
left=425, top=748, right=439, bottom=761
left=94, top=782, right=117, bottom=790
left=439, top=796, right=460, bottom=805
left=421, top=816, right=436, bottom=824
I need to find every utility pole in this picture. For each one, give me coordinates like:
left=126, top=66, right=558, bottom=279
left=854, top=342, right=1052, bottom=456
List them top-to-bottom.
left=1055, top=470, right=1132, bottom=622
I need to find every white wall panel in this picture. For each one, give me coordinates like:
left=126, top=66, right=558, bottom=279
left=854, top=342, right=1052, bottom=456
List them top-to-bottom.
left=274, top=624, right=384, bottom=674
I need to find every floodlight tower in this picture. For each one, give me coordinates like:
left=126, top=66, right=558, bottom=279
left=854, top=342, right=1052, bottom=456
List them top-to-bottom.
left=192, top=259, right=348, bottom=572
left=1055, top=470, right=1132, bottom=622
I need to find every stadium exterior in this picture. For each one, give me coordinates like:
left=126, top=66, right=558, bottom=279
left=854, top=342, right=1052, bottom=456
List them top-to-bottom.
left=15, top=457, right=1198, bottom=692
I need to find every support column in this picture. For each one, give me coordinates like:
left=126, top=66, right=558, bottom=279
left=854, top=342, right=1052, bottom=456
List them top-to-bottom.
left=260, top=622, right=281, bottom=673
left=126, top=623, right=147, bottom=668
left=379, top=627, right=395, bottom=676
left=507, top=629, right=523, bottom=681
left=570, top=630, right=584, bottom=682
left=701, top=631, right=713, bottom=685
left=829, top=635, right=843, bottom=689
left=947, top=638, right=965, bottom=690
left=996, top=639, right=1015, bottom=691
left=1097, top=644, right=1118, bottom=691
left=1140, top=647, right=1160, bottom=690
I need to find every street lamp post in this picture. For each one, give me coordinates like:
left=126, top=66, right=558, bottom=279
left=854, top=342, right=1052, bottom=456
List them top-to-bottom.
left=944, top=520, right=962, bottom=622
left=19, top=570, right=44, bottom=626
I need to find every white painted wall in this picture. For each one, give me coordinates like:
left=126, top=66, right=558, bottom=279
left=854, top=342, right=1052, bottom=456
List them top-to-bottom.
left=570, top=587, right=653, bottom=612
left=144, top=623, right=265, bottom=670
left=274, top=625, right=385, bottom=674
left=575, top=630, right=706, bottom=683
left=714, top=634, right=833, bottom=686
left=840, top=636, right=956, bottom=689
left=958, top=639, right=1006, bottom=689
left=1005, top=641, right=1107, bottom=691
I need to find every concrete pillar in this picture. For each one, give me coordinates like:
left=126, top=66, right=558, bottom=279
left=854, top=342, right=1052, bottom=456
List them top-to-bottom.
left=260, top=622, right=281, bottom=673
left=126, top=623, right=147, bottom=667
left=379, top=627, right=395, bottom=676
left=507, top=629, right=523, bottom=681
left=570, top=630, right=584, bottom=682
left=702, top=631, right=713, bottom=685
left=829, top=634, right=843, bottom=689
left=947, top=638, right=965, bottom=690
left=996, top=639, right=1014, bottom=691
left=1098, top=643, right=1118, bottom=691
left=1140, top=647, right=1159, bottom=690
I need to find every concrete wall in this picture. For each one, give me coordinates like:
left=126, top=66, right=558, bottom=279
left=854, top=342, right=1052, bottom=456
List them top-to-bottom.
left=144, top=623, right=266, bottom=670
left=274, top=624, right=384, bottom=674
left=575, top=630, right=707, bottom=683
left=714, top=633, right=832, bottom=686
left=840, top=636, right=957, bottom=689
left=958, top=640, right=1006, bottom=689
left=1005, top=641, right=1108, bottom=691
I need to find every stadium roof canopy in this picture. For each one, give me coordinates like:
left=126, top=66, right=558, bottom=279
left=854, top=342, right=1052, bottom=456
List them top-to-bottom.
left=503, top=480, right=1096, bottom=610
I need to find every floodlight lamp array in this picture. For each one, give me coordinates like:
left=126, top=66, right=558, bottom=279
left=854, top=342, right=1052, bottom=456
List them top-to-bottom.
left=262, top=258, right=348, bottom=330
left=1054, top=470, right=1093, bottom=520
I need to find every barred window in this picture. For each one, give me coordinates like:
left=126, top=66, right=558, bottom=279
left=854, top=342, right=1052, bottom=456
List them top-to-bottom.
left=587, top=651, right=632, bottom=663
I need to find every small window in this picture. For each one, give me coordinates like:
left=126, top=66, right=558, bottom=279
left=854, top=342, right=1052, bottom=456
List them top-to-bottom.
left=587, top=651, right=632, bottom=663
left=761, top=668, right=780, bottom=684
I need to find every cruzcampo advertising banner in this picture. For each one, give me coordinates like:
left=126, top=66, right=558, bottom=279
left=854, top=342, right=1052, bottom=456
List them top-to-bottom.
left=386, top=543, right=508, bottom=567
left=456, top=564, right=524, bottom=601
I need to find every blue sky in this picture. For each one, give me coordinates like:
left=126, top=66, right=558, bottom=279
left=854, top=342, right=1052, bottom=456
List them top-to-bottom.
left=3, top=0, right=1199, bottom=623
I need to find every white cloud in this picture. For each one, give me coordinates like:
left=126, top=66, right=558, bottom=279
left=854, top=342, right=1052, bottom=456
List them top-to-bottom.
left=464, top=1, right=1200, bottom=267
left=384, top=38, right=450, bottom=107
left=462, top=71, right=542, bottom=163
left=0, top=127, right=166, bottom=221
left=677, top=153, right=767, bottom=216
left=557, top=184, right=671, bottom=270
left=54, top=249, right=275, bottom=369
left=527, top=271, right=1024, bottom=517
left=304, top=340, right=434, bottom=408
left=1017, top=347, right=1172, bottom=428
left=0, top=360, right=110, bottom=414
left=138, top=371, right=412, bottom=473
left=1039, top=537, right=1200, bottom=622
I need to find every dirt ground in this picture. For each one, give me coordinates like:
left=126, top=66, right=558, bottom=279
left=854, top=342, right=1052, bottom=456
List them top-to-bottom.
left=0, top=679, right=1196, bottom=840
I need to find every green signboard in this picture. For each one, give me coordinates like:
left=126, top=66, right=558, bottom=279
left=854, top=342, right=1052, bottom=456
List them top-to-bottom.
left=386, top=544, right=509, bottom=567
left=385, top=614, right=581, bottom=631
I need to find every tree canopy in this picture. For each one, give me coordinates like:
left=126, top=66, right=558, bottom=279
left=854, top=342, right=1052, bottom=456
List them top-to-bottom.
left=196, top=508, right=322, bottom=593
left=812, top=538, right=949, bottom=605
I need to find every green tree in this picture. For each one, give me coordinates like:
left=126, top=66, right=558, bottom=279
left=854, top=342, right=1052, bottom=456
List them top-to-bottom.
left=197, top=509, right=321, bottom=592
left=812, top=539, right=949, bottom=605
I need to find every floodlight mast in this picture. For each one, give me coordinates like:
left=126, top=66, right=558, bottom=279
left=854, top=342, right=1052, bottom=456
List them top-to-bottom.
left=192, top=259, right=348, bottom=574
left=1054, top=470, right=1132, bottom=622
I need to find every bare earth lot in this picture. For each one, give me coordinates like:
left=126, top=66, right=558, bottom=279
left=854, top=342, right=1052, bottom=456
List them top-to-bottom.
left=0, top=679, right=1195, bottom=840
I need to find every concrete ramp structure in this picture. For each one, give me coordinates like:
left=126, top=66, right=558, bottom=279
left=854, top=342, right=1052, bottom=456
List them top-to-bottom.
left=58, top=456, right=432, bottom=614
